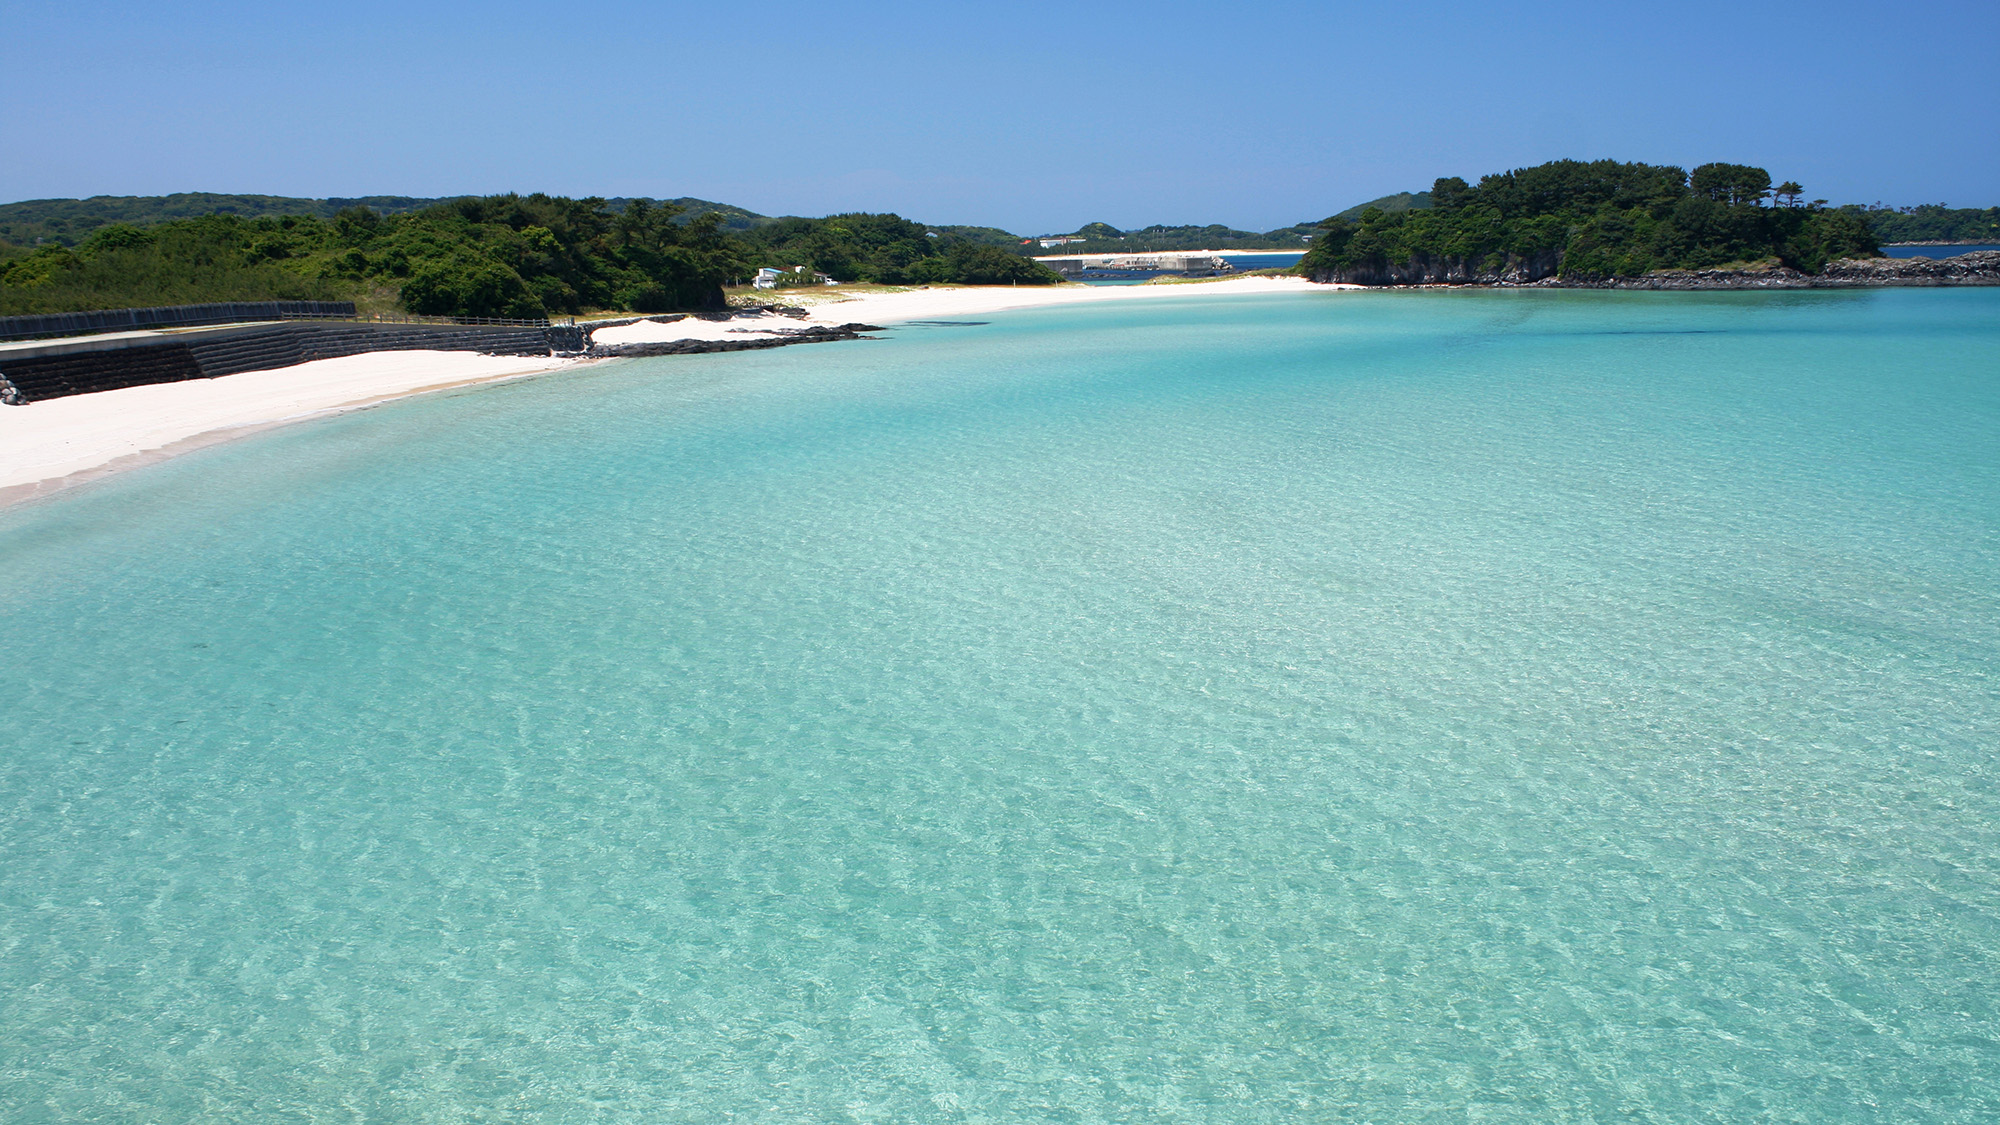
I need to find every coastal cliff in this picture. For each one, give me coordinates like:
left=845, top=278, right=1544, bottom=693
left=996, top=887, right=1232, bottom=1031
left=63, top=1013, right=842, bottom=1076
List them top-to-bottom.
left=1310, top=250, right=1563, bottom=286
left=1544, top=251, right=2000, bottom=290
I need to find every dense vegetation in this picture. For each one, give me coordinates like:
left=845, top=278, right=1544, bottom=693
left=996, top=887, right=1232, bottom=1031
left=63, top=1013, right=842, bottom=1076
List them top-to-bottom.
left=1301, top=159, right=1880, bottom=282
left=12, top=170, right=1975, bottom=315
left=1330, top=191, right=1432, bottom=222
left=0, top=193, right=772, bottom=248
left=0, top=194, right=440, bottom=248
left=0, top=195, right=745, bottom=317
left=0, top=196, right=1069, bottom=317
left=605, top=198, right=773, bottom=235
left=1845, top=203, right=2000, bottom=244
left=740, top=214, right=1063, bottom=285
left=0, top=217, right=353, bottom=313
left=1034, top=221, right=1319, bottom=255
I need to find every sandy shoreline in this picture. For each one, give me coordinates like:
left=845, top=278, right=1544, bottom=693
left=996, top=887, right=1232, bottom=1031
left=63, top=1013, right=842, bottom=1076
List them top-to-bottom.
left=780, top=273, right=1323, bottom=323
left=0, top=276, right=1335, bottom=508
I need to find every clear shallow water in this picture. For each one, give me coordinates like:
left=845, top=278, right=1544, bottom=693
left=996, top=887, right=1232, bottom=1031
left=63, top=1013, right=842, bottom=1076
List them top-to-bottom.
left=2, top=289, right=1998, bottom=1122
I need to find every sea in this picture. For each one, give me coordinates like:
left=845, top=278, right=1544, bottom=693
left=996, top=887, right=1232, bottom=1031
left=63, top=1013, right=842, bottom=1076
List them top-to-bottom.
left=1883, top=243, right=2000, bottom=258
left=1077, top=250, right=1305, bottom=285
left=3, top=288, right=1997, bottom=1122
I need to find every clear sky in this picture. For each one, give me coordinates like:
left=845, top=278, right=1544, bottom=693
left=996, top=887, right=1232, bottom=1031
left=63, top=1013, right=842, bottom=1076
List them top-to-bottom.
left=8, top=0, right=1997, bottom=233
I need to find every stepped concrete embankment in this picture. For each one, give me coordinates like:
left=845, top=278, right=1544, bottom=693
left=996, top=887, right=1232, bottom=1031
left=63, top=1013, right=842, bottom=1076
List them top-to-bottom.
left=0, top=306, right=885, bottom=406
left=0, top=320, right=576, bottom=405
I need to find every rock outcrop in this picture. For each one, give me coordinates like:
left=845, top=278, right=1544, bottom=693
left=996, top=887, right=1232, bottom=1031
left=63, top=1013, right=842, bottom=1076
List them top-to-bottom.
left=1309, top=250, right=1563, bottom=286
left=1310, top=250, right=2000, bottom=290
left=1553, top=251, right=2000, bottom=289
left=1816, top=251, right=2000, bottom=285
left=1549, top=266, right=1816, bottom=290
left=588, top=323, right=883, bottom=359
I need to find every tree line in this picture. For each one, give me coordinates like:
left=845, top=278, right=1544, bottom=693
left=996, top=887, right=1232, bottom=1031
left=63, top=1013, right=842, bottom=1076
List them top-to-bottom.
left=1301, top=160, right=1881, bottom=283
left=6, top=172, right=1983, bottom=316
left=0, top=196, right=1063, bottom=318
left=1844, top=203, right=2000, bottom=244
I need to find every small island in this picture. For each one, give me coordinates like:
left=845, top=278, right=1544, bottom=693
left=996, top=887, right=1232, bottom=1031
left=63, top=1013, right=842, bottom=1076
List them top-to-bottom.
left=1299, top=159, right=2000, bottom=288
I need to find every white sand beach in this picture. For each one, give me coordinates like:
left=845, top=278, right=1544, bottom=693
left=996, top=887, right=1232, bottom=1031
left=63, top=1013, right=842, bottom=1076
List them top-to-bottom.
left=782, top=273, right=1327, bottom=324
left=0, top=275, right=1337, bottom=505
left=0, top=351, right=585, bottom=503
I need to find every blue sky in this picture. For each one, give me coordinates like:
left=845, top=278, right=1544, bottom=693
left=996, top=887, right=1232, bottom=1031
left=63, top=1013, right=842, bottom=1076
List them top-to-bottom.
left=8, top=0, right=1997, bottom=232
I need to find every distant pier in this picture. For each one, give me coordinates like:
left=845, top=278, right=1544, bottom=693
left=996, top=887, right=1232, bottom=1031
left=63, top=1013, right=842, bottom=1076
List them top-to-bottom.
left=1034, top=253, right=1235, bottom=279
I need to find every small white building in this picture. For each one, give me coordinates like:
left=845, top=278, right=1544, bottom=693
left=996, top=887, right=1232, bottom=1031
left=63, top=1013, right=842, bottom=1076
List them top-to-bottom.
left=752, top=266, right=836, bottom=290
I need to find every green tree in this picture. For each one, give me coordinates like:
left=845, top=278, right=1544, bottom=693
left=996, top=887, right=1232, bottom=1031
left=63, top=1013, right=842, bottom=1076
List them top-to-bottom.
left=1300, top=158, right=1876, bottom=285
left=1691, top=163, right=1773, bottom=206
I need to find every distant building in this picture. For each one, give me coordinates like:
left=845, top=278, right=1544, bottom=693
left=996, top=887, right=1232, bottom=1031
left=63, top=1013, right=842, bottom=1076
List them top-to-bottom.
left=753, top=266, right=835, bottom=290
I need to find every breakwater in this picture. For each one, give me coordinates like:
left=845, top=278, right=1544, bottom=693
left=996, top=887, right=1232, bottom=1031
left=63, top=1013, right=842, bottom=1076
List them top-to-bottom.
left=1038, top=254, right=1234, bottom=279
left=0, top=308, right=882, bottom=405
left=0, top=321, right=573, bottom=404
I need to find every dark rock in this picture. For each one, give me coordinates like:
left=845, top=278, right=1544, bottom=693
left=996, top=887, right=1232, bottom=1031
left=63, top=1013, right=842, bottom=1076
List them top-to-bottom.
left=1308, top=250, right=2000, bottom=290
left=1308, top=250, right=1563, bottom=286
left=1816, top=251, right=2000, bottom=285
left=1552, top=252, right=2000, bottom=289
left=1545, top=266, right=1813, bottom=290
left=587, top=323, right=881, bottom=360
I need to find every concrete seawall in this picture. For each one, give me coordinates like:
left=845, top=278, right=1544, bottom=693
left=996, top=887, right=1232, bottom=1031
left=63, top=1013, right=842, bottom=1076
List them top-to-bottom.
left=0, top=321, right=580, bottom=404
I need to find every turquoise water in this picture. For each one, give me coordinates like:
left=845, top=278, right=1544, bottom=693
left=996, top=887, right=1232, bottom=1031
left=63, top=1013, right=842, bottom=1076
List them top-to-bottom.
left=3, top=289, right=1998, bottom=1122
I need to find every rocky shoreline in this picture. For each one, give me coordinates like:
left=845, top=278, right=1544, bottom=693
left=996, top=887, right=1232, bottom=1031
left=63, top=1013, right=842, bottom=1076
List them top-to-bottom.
left=1309, top=250, right=2000, bottom=290
left=1546, top=251, right=2000, bottom=290
left=584, top=307, right=885, bottom=358
left=588, top=323, right=883, bottom=358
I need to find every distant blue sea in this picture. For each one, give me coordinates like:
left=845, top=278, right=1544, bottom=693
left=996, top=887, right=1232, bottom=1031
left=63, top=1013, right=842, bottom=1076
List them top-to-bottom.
left=1883, top=242, right=2000, bottom=257
left=1077, top=250, right=1305, bottom=284
left=1220, top=251, right=1308, bottom=270
left=4, top=289, right=1999, bottom=1121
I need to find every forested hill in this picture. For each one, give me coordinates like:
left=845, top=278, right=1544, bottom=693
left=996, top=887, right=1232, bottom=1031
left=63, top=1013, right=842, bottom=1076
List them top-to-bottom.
left=1301, top=159, right=1879, bottom=284
left=1321, top=187, right=1998, bottom=251
left=1331, top=192, right=1432, bottom=222
left=0, top=194, right=773, bottom=247
left=0, top=195, right=1063, bottom=318
left=0, top=195, right=440, bottom=247
left=0, top=195, right=747, bottom=318
left=604, top=198, right=773, bottom=234
left=1847, top=203, right=2000, bottom=244
left=738, top=214, right=1062, bottom=286
left=1029, top=221, right=1319, bottom=254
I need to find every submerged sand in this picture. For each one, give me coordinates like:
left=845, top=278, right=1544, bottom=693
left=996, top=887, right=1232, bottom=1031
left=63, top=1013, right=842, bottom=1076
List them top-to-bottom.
left=0, top=276, right=1338, bottom=506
